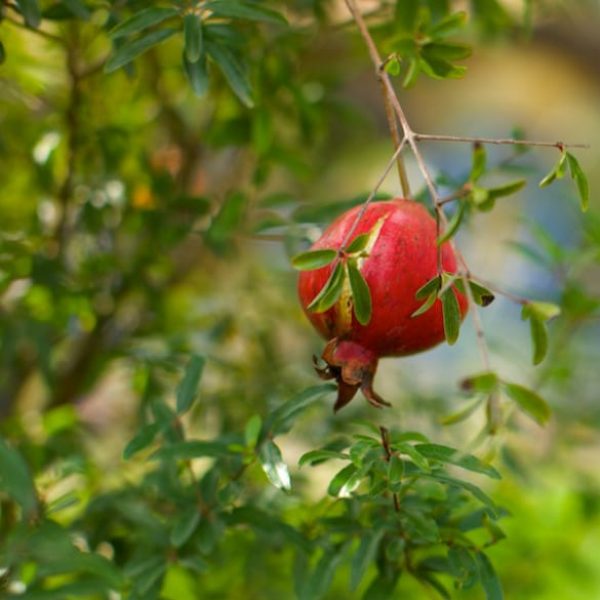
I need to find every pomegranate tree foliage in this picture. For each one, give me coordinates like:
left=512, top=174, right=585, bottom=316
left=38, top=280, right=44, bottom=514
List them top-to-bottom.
left=0, top=1, right=599, bottom=599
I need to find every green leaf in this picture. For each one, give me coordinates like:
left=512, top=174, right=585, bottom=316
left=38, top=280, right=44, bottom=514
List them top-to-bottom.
left=16, top=0, right=41, bottom=28
left=61, top=0, right=91, bottom=19
left=395, top=0, right=419, bottom=32
left=205, top=1, right=287, bottom=25
left=109, top=7, right=178, bottom=39
left=428, top=11, right=468, bottom=37
left=183, top=14, right=203, bottom=63
left=105, top=28, right=178, bottom=73
left=206, top=41, right=253, bottom=107
left=424, top=42, right=472, bottom=62
left=183, top=53, right=209, bottom=97
left=385, top=56, right=401, bottom=76
left=420, top=56, right=467, bottom=80
left=403, top=57, right=420, bottom=88
left=469, top=143, right=486, bottom=182
left=539, top=151, right=567, bottom=187
left=566, top=152, right=589, bottom=212
left=487, top=179, right=526, bottom=199
left=205, top=191, right=247, bottom=251
left=438, top=202, right=466, bottom=245
left=345, top=232, right=371, bottom=254
left=292, top=249, right=337, bottom=270
left=306, top=262, right=345, bottom=313
left=347, top=262, right=372, bottom=325
left=415, top=275, right=441, bottom=299
left=468, top=280, right=495, bottom=307
left=441, top=289, right=461, bottom=345
left=411, top=290, right=437, bottom=317
left=522, top=301, right=560, bottom=322
left=529, top=317, right=548, bottom=365
left=176, top=354, right=205, bottom=414
left=460, top=371, right=499, bottom=394
left=503, top=383, right=551, bottom=425
left=440, top=396, right=483, bottom=425
left=244, top=414, right=262, bottom=448
left=123, top=422, right=161, bottom=459
left=0, top=436, right=38, bottom=516
left=151, top=440, right=232, bottom=460
left=259, top=440, right=290, bottom=491
left=396, top=442, right=430, bottom=472
left=414, top=443, right=501, bottom=479
left=298, top=449, right=349, bottom=467
left=388, top=454, right=404, bottom=484
left=328, top=463, right=361, bottom=497
left=429, top=474, right=498, bottom=514
left=170, top=506, right=201, bottom=547
left=350, top=528, right=386, bottom=590
left=300, top=545, right=347, bottom=600
left=476, top=552, right=504, bottom=600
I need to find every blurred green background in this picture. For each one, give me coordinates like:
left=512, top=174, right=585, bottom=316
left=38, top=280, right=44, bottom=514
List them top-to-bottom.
left=1, top=1, right=600, bottom=598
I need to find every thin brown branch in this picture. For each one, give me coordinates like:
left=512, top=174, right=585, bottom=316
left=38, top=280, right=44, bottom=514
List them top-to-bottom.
left=3, top=12, right=65, bottom=44
left=415, top=132, right=589, bottom=149
left=379, top=426, right=400, bottom=513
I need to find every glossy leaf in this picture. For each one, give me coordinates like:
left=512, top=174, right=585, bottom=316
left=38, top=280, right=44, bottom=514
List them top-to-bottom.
left=205, top=1, right=287, bottom=25
left=109, top=7, right=178, bottom=39
left=183, top=14, right=203, bottom=63
left=105, top=28, right=178, bottom=73
left=566, top=152, right=589, bottom=212
left=345, top=232, right=371, bottom=254
left=291, top=249, right=337, bottom=270
left=347, top=261, right=372, bottom=325
left=306, top=262, right=345, bottom=313
left=441, top=289, right=461, bottom=345
left=176, top=354, right=205, bottom=414
left=504, top=383, right=551, bottom=425
left=259, top=440, right=291, bottom=490
left=396, top=442, right=430, bottom=472
left=327, top=463, right=358, bottom=496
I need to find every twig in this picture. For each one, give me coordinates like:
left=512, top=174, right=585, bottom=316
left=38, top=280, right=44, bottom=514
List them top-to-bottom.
left=3, top=12, right=65, bottom=44
left=414, top=133, right=589, bottom=150
left=379, top=426, right=400, bottom=513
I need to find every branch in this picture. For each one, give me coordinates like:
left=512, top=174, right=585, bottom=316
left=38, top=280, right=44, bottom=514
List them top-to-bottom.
left=415, top=133, right=589, bottom=150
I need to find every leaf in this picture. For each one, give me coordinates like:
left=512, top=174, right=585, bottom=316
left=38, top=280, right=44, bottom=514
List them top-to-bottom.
left=16, top=0, right=41, bottom=28
left=61, top=0, right=91, bottom=19
left=395, top=0, right=419, bottom=32
left=204, top=1, right=287, bottom=25
left=109, top=7, right=178, bottom=39
left=428, top=11, right=468, bottom=37
left=183, top=14, right=203, bottom=63
left=105, top=28, right=178, bottom=73
left=206, top=41, right=253, bottom=107
left=424, top=42, right=472, bottom=62
left=183, top=53, right=209, bottom=97
left=385, top=56, right=401, bottom=76
left=420, top=56, right=467, bottom=80
left=403, top=57, right=420, bottom=88
left=470, top=143, right=486, bottom=182
left=539, top=151, right=567, bottom=187
left=566, top=152, right=589, bottom=212
left=487, top=179, right=526, bottom=199
left=205, top=191, right=247, bottom=251
left=438, top=202, right=466, bottom=245
left=345, top=232, right=370, bottom=254
left=292, top=249, right=337, bottom=270
left=306, top=262, right=345, bottom=313
left=347, top=262, right=372, bottom=325
left=415, top=275, right=441, bottom=299
left=468, top=280, right=495, bottom=307
left=441, top=289, right=461, bottom=345
left=411, top=290, right=437, bottom=317
left=522, top=301, right=561, bottom=321
left=529, top=317, right=548, bottom=365
left=176, top=354, right=205, bottom=414
left=460, top=371, right=499, bottom=394
left=504, top=383, right=551, bottom=425
left=440, top=396, right=483, bottom=425
left=244, top=414, right=262, bottom=448
left=123, top=422, right=161, bottom=459
left=0, top=436, right=38, bottom=516
left=151, top=440, right=231, bottom=460
left=259, top=440, right=291, bottom=491
left=396, top=442, right=430, bottom=472
left=414, top=443, right=501, bottom=479
left=298, top=449, right=349, bottom=467
left=388, top=454, right=404, bottom=484
left=327, top=463, right=358, bottom=496
left=429, top=474, right=498, bottom=514
left=170, top=506, right=201, bottom=547
left=350, top=528, right=386, bottom=590
left=300, top=545, right=347, bottom=600
left=476, top=552, right=504, bottom=600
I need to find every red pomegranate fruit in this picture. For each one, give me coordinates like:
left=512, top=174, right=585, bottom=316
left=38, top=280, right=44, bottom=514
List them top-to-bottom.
left=297, top=198, right=468, bottom=411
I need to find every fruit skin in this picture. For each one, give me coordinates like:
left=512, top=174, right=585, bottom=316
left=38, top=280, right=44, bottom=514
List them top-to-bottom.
left=298, top=198, right=467, bottom=411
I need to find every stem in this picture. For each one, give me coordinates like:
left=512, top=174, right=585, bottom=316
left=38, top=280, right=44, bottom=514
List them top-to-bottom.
left=415, top=132, right=589, bottom=149
left=379, top=426, right=400, bottom=513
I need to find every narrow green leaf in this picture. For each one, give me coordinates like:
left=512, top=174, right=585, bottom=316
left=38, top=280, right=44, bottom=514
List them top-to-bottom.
left=16, top=0, right=41, bottom=28
left=61, top=0, right=91, bottom=19
left=395, top=0, right=419, bottom=32
left=205, top=1, right=287, bottom=25
left=109, top=7, right=178, bottom=39
left=428, top=11, right=468, bottom=37
left=183, top=14, right=203, bottom=63
left=105, top=28, right=178, bottom=73
left=206, top=42, right=253, bottom=107
left=424, top=42, right=472, bottom=62
left=183, top=53, right=209, bottom=97
left=420, top=56, right=467, bottom=80
left=402, top=57, right=420, bottom=88
left=470, top=143, right=486, bottom=182
left=539, top=151, right=567, bottom=187
left=566, top=152, right=589, bottom=212
left=487, top=179, right=526, bottom=199
left=438, top=202, right=466, bottom=245
left=345, top=233, right=370, bottom=254
left=291, top=249, right=337, bottom=270
left=306, top=262, right=345, bottom=313
left=347, top=262, right=372, bottom=325
left=415, top=275, right=441, bottom=299
left=441, top=289, right=461, bottom=345
left=411, top=290, right=437, bottom=317
left=522, top=301, right=561, bottom=322
left=529, top=317, right=548, bottom=365
left=176, top=354, right=205, bottom=414
left=460, top=371, right=499, bottom=394
left=504, top=383, right=551, bottom=425
left=440, top=396, right=483, bottom=425
left=244, top=414, right=262, bottom=448
left=123, top=422, right=161, bottom=459
left=0, top=436, right=38, bottom=516
left=151, top=440, right=231, bottom=460
left=259, top=440, right=291, bottom=491
left=397, top=442, right=430, bottom=472
left=414, top=443, right=501, bottom=479
left=298, top=449, right=349, bottom=467
left=388, top=455, right=404, bottom=484
left=327, top=463, right=359, bottom=496
left=429, top=474, right=498, bottom=514
left=170, top=506, right=201, bottom=547
left=350, top=528, right=386, bottom=591
left=300, top=545, right=347, bottom=600
left=476, top=552, right=504, bottom=600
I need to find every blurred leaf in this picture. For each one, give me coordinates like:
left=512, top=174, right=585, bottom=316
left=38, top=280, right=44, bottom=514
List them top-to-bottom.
left=16, top=0, right=41, bottom=28
left=60, top=0, right=90, bottom=19
left=395, top=0, right=419, bottom=31
left=205, top=1, right=287, bottom=25
left=109, top=7, right=178, bottom=39
left=428, top=11, right=468, bottom=37
left=183, top=14, right=203, bottom=63
left=105, top=28, right=178, bottom=73
left=0, top=41, right=5, bottom=64
left=206, top=41, right=254, bottom=107
left=424, top=42, right=472, bottom=61
left=183, top=53, right=209, bottom=96
left=420, top=55, right=466, bottom=80
left=403, top=57, right=420, bottom=87
left=539, top=151, right=567, bottom=187
left=565, top=152, right=589, bottom=212
left=487, top=179, right=526, bottom=200
left=205, top=191, right=247, bottom=252
left=438, top=202, right=466, bottom=244
left=292, top=249, right=337, bottom=270
left=347, top=261, right=372, bottom=325
left=307, top=262, right=345, bottom=313
left=441, top=289, right=461, bottom=345
left=529, top=317, right=548, bottom=365
left=176, top=354, right=205, bottom=414
left=460, top=371, right=499, bottom=394
left=503, top=383, right=551, bottom=425
left=441, top=396, right=483, bottom=425
left=244, top=414, right=262, bottom=448
left=123, top=422, right=162, bottom=459
left=0, top=437, right=38, bottom=516
left=152, top=440, right=232, bottom=460
left=259, top=440, right=291, bottom=491
left=396, top=442, right=430, bottom=472
left=414, top=443, right=501, bottom=479
left=298, top=449, right=348, bottom=467
left=388, top=454, right=404, bottom=484
left=327, top=463, right=359, bottom=496
left=170, top=506, right=201, bottom=548
left=350, top=528, right=385, bottom=590
left=300, top=545, right=347, bottom=600
left=476, top=552, right=504, bottom=600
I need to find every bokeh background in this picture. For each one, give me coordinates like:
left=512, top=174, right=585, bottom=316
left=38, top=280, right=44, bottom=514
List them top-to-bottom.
left=1, top=0, right=600, bottom=598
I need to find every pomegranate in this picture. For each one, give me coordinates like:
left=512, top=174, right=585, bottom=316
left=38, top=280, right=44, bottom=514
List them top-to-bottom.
left=297, top=199, right=468, bottom=411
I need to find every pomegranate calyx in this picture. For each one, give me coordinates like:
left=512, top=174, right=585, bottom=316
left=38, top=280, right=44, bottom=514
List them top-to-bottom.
left=315, top=338, right=391, bottom=412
